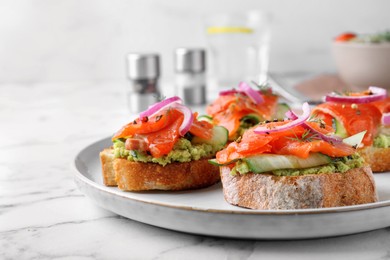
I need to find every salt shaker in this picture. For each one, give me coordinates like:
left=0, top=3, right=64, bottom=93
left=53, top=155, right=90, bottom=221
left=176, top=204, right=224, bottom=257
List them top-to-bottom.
left=174, top=48, right=206, bottom=105
left=126, top=53, right=160, bottom=113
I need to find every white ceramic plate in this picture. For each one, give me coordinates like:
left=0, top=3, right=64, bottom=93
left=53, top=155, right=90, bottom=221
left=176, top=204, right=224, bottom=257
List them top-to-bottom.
left=73, top=137, right=390, bottom=240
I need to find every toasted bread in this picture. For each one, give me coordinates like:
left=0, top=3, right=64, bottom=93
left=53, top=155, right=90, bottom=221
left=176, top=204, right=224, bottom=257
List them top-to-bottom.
left=359, top=146, right=390, bottom=172
left=100, top=148, right=220, bottom=191
left=100, top=148, right=117, bottom=186
left=220, top=165, right=378, bottom=210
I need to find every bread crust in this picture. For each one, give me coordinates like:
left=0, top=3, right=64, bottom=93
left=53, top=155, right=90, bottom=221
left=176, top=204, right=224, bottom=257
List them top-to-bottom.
left=359, top=146, right=390, bottom=172
left=100, top=148, right=220, bottom=191
left=100, top=148, right=116, bottom=186
left=220, top=166, right=378, bottom=210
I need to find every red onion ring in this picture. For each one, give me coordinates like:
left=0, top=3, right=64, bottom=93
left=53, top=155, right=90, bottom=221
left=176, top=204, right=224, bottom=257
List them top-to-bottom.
left=218, top=82, right=264, bottom=104
left=238, top=82, right=264, bottom=104
left=325, top=86, right=387, bottom=104
left=219, top=89, right=239, bottom=96
left=139, top=96, right=182, bottom=118
left=171, top=102, right=194, bottom=136
left=254, top=102, right=311, bottom=134
left=285, top=109, right=343, bottom=143
left=285, top=110, right=296, bottom=120
left=383, top=112, right=390, bottom=126
left=305, top=124, right=343, bottom=143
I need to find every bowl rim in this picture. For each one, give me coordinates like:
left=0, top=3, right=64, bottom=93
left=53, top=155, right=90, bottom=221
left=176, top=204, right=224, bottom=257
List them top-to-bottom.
left=333, top=41, right=390, bottom=48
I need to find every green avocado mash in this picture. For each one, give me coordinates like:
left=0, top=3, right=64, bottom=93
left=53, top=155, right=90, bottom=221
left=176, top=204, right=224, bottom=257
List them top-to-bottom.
left=232, top=118, right=260, bottom=141
left=373, top=134, right=390, bottom=148
left=113, top=138, right=217, bottom=166
left=232, top=153, right=364, bottom=176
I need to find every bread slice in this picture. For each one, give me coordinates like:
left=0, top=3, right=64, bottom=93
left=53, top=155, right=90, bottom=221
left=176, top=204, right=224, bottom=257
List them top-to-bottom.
left=359, top=146, right=390, bottom=173
left=100, top=148, right=220, bottom=191
left=100, top=148, right=117, bottom=186
left=220, top=165, right=378, bottom=210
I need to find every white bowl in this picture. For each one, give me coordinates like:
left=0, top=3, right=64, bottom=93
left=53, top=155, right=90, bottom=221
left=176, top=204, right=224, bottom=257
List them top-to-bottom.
left=332, top=42, right=390, bottom=90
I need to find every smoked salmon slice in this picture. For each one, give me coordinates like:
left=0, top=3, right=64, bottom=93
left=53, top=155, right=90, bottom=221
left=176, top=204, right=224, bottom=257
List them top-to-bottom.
left=207, top=91, right=278, bottom=138
left=373, top=97, right=390, bottom=113
left=312, top=102, right=382, bottom=146
left=113, top=108, right=214, bottom=158
left=113, top=109, right=183, bottom=140
left=189, top=112, right=213, bottom=139
left=142, top=115, right=184, bottom=158
left=216, top=120, right=354, bottom=164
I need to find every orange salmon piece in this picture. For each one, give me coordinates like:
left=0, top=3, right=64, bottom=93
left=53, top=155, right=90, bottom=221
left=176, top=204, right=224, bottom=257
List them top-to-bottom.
left=207, top=92, right=278, bottom=138
left=206, top=95, right=238, bottom=115
left=372, top=97, right=390, bottom=113
left=312, top=102, right=382, bottom=146
left=113, top=109, right=183, bottom=140
left=213, top=110, right=248, bottom=139
left=142, top=114, right=184, bottom=158
left=189, top=117, right=214, bottom=139
left=216, top=121, right=355, bottom=164
left=271, top=136, right=355, bottom=158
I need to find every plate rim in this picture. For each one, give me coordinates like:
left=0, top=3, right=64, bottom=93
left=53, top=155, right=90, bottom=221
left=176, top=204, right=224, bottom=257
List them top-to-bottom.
left=73, top=136, right=390, bottom=216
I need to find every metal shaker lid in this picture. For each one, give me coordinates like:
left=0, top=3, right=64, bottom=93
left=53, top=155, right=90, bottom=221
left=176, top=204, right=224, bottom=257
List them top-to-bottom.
left=175, top=48, right=206, bottom=73
left=126, top=53, right=160, bottom=80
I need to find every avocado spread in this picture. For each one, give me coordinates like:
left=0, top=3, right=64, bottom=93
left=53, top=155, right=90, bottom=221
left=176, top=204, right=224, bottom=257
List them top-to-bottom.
left=232, top=118, right=260, bottom=141
left=373, top=134, right=390, bottom=148
left=113, top=138, right=217, bottom=166
left=232, top=153, right=364, bottom=176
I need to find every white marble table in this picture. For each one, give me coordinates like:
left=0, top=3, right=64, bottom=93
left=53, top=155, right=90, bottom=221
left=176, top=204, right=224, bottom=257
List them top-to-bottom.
left=1, top=80, right=390, bottom=260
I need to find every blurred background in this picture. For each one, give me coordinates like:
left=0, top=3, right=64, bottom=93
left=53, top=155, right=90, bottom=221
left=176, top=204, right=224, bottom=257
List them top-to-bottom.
left=0, top=0, right=389, bottom=86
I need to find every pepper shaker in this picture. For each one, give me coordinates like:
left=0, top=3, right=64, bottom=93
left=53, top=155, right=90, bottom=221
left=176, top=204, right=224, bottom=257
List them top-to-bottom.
left=174, top=48, right=206, bottom=105
left=126, top=53, right=160, bottom=113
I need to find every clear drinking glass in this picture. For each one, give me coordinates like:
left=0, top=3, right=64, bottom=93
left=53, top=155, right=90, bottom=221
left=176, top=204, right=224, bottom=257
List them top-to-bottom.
left=206, top=10, right=272, bottom=90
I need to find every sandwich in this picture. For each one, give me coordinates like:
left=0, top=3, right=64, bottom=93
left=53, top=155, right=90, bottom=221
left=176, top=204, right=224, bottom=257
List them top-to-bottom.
left=206, top=81, right=288, bottom=141
left=312, top=86, right=390, bottom=172
left=100, top=96, right=228, bottom=191
left=211, top=102, right=378, bottom=210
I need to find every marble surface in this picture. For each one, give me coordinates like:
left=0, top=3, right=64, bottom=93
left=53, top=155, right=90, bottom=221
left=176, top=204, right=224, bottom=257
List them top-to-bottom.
left=2, top=79, right=390, bottom=260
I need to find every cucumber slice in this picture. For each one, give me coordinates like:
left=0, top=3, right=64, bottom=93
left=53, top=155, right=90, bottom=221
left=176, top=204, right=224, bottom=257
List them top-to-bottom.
left=274, top=103, right=291, bottom=120
left=240, top=114, right=262, bottom=125
left=198, top=115, right=213, bottom=123
left=333, top=118, right=348, bottom=138
left=192, top=125, right=228, bottom=150
left=343, top=130, right=366, bottom=147
left=243, top=153, right=331, bottom=173
left=208, top=158, right=238, bottom=166
left=208, top=159, right=219, bottom=166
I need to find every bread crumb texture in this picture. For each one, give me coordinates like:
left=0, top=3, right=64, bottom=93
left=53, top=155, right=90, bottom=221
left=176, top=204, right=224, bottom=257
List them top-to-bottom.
left=359, top=146, right=390, bottom=172
left=114, top=158, right=220, bottom=191
left=220, top=165, right=378, bottom=210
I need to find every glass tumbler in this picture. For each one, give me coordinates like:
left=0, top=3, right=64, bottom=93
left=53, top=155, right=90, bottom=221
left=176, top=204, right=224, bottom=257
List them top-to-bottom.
left=206, top=10, right=272, bottom=90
